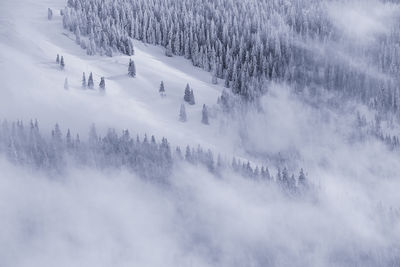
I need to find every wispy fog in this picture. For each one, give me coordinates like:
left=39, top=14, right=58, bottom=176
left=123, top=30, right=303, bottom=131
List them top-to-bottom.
left=1, top=0, right=400, bottom=266
left=326, top=0, right=399, bottom=42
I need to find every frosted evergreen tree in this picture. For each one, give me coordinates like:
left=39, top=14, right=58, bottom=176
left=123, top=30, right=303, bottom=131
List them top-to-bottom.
left=48, top=8, right=53, bottom=20
left=75, top=27, right=81, bottom=45
left=165, top=40, right=173, bottom=57
left=56, top=54, right=60, bottom=64
left=60, top=56, right=65, bottom=70
left=128, top=59, right=136, bottom=77
left=211, top=65, right=218, bottom=85
left=82, top=72, right=87, bottom=89
left=88, top=72, right=94, bottom=89
left=99, top=77, right=105, bottom=92
left=64, top=78, right=69, bottom=90
left=159, top=81, right=165, bottom=96
left=184, top=83, right=191, bottom=103
left=189, top=90, right=195, bottom=105
left=179, top=103, right=187, bottom=122
left=201, top=104, right=209, bottom=125
left=298, top=168, right=307, bottom=187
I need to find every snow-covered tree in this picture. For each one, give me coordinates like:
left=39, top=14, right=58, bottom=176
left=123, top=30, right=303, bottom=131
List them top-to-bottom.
left=48, top=8, right=53, bottom=20
left=165, top=40, right=173, bottom=57
left=60, top=56, right=65, bottom=70
left=128, top=59, right=136, bottom=77
left=82, top=72, right=87, bottom=89
left=88, top=72, right=94, bottom=89
left=64, top=77, right=69, bottom=90
left=99, top=77, right=105, bottom=92
left=159, top=81, right=166, bottom=96
left=184, top=84, right=191, bottom=103
left=189, top=90, right=195, bottom=105
left=179, top=103, right=187, bottom=122
left=201, top=104, right=209, bottom=125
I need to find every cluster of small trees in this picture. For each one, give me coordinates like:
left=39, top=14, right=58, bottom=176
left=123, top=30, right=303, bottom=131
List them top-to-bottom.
left=60, top=0, right=400, bottom=115
left=56, top=54, right=65, bottom=70
left=81, top=71, right=105, bottom=91
left=179, top=83, right=209, bottom=124
left=356, top=112, right=400, bottom=151
left=0, top=119, right=308, bottom=191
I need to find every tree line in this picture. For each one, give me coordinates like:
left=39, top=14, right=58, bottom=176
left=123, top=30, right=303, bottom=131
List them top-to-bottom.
left=0, top=119, right=309, bottom=193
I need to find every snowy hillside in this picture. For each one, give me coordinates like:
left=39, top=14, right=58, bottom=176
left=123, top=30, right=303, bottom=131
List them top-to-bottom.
left=1, top=0, right=400, bottom=266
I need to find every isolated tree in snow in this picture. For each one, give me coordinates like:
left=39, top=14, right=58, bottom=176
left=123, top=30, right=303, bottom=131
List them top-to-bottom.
left=48, top=8, right=53, bottom=20
left=56, top=54, right=60, bottom=64
left=60, top=56, right=65, bottom=70
left=128, top=59, right=136, bottom=77
left=82, top=72, right=87, bottom=89
left=88, top=72, right=94, bottom=89
left=64, top=77, right=69, bottom=90
left=99, top=77, right=105, bottom=92
left=159, top=81, right=165, bottom=96
left=184, top=84, right=191, bottom=102
left=189, top=90, right=195, bottom=105
left=179, top=103, right=187, bottom=122
left=201, top=104, right=209, bottom=125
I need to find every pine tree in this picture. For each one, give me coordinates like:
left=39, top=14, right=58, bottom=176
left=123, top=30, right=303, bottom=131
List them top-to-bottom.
left=48, top=8, right=53, bottom=20
left=75, top=27, right=81, bottom=45
left=165, top=39, right=173, bottom=57
left=60, top=56, right=65, bottom=70
left=128, top=59, right=136, bottom=77
left=212, top=64, right=218, bottom=85
left=82, top=72, right=87, bottom=89
left=88, top=72, right=94, bottom=89
left=99, top=77, right=105, bottom=92
left=64, top=78, right=69, bottom=90
left=159, top=81, right=165, bottom=96
left=184, top=83, right=191, bottom=102
left=189, top=90, right=195, bottom=105
left=179, top=103, right=187, bottom=122
left=201, top=104, right=209, bottom=125
left=298, top=168, right=307, bottom=187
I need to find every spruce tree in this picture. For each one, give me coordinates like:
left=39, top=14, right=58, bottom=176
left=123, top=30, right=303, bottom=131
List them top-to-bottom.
left=48, top=8, right=53, bottom=20
left=165, top=40, right=173, bottom=57
left=60, top=56, right=65, bottom=70
left=128, top=59, right=136, bottom=77
left=82, top=72, right=87, bottom=89
left=88, top=72, right=94, bottom=89
left=64, top=77, right=69, bottom=90
left=99, top=77, right=105, bottom=92
left=159, top=81, right=165, bottom=96
left=184, top=83, right=191, bottom=102
left=189, top=90, right=195, bottom=105
left=179, top=103, right=187, bottom=122
left=201, top=104, right=209, bottom=125
left=298, top=168, right=307, bottom=187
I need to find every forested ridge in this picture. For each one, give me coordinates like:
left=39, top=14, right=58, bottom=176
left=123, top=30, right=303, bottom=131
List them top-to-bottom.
left=62, top=0, right=400, bottom=114
left=0, top=120, right=309, bottom=194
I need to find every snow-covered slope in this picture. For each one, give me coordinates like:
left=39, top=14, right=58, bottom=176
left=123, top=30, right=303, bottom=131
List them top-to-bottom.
left=0, top=0, right=242, bottom=160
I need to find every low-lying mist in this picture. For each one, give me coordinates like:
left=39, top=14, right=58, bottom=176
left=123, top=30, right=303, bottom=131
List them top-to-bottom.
left=1, top=105, right=400, bottom=267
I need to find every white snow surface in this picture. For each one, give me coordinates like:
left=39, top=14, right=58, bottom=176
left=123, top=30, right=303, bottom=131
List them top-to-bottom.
left=0, top=0, right=241, bottom=159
